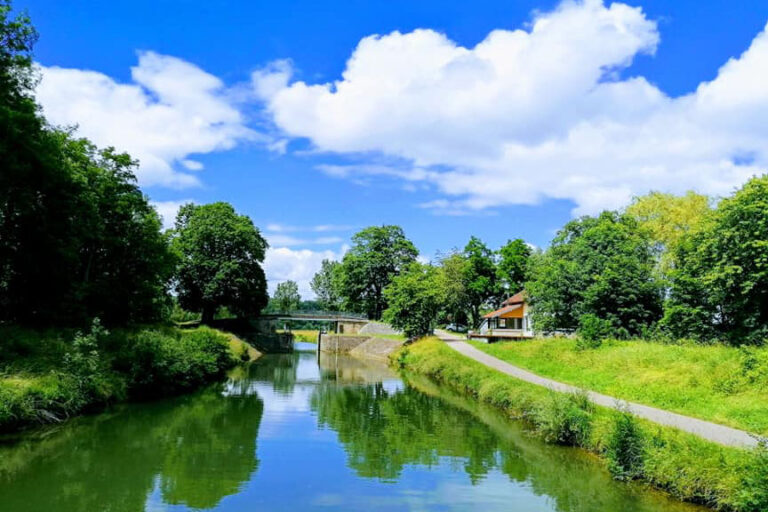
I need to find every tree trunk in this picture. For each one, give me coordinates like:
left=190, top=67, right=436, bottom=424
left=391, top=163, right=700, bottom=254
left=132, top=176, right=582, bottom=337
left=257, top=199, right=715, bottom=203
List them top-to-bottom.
left=201, top=305, right=215, bottom=325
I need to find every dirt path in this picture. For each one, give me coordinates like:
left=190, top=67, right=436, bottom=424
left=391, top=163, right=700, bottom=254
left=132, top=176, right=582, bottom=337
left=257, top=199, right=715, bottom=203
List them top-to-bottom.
left=434, top=330, right=760, bottom=448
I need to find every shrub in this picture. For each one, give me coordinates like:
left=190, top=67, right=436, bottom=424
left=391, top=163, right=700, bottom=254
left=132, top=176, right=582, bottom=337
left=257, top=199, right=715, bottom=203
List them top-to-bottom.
left=576, top=314, right=614, bottom=349
left=64, top=319, right=125, bottom=405
left=120, top=327, right=233, bottom=397
left=533, top=391, right=593, bottom=446
left=606, top=409, right=646, bottom=480
left=734, top=441, right=768, bottom=511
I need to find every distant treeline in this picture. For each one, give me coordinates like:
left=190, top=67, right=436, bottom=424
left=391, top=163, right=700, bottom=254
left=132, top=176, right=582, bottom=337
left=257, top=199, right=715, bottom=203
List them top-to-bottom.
left=312, top=184, right=768, bottom=344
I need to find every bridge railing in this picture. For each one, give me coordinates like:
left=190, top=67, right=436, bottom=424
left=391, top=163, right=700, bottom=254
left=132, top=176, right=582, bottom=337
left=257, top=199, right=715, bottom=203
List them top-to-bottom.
left=261, top=310, right=369, bottom=320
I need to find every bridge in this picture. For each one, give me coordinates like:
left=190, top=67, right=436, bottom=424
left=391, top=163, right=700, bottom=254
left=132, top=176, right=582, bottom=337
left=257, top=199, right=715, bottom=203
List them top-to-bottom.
left=258, top=310, right=370, bottom=334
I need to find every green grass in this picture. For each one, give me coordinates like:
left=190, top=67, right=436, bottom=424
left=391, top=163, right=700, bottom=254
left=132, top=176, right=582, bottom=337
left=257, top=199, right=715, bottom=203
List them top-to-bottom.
left=0, top=324, right=254, bottom=434
left=284, top=329, right=320, bottom=343
left=373, top=333, right=407, bottom=342
left=393, top=338, right=768, bottom=512
left=469, top=338, right=768, bottom=435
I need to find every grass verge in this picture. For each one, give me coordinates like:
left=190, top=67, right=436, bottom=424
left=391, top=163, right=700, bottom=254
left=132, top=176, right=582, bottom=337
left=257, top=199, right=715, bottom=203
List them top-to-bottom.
left=0, top=323, right=257, bottom=434
left=392, top=337, right=768, bottom=512
left=470, top=337, right=768, bottom=435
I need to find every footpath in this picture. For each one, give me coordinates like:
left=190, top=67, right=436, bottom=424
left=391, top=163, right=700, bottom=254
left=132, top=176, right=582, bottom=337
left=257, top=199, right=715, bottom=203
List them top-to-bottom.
left=435, top=330, right=760, bottom=448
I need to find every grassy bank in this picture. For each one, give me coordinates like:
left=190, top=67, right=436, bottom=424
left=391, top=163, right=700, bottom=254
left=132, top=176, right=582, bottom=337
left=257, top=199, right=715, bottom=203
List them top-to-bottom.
left=0, top=323, right=258, bottom=434
left=284, top=329, right=320, bottom=343
left=393, top=338, right=768, bottom=511
left=470, top=338, right=768, bottom=435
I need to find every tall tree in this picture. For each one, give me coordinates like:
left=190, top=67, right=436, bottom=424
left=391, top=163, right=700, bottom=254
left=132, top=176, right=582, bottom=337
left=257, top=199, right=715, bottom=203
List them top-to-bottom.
left=0, top=3, right=175, bottom=325
left=664, top=176, right=768, bottom=343
left=626, top=191, right=711, bottom=276
left=172, top=202, right=268, bottom=323
left=527, top=211, right=662, bottom=337
left=339, top=226, right=418, bottom=319
left=463, top=237, right=497, bottom=327
left=496, top=238, right=531, bottom=297
left=436, top=252, right=470, bottom=325
left=310, top=259, right=343, bottom=310
left=383, top=262, right=440, bottom=339
left=273, top=281, right=301, bottom=312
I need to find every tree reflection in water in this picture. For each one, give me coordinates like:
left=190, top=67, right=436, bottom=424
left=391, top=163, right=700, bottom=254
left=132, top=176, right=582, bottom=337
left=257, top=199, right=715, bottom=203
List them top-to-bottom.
left=310, top=373, right=701, bottom=512
left=0, top=383, right=263, bottom=512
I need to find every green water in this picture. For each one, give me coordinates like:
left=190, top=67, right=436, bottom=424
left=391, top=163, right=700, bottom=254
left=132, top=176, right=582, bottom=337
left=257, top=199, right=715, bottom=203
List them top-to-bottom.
left=0, top=343, right=705, bottom=511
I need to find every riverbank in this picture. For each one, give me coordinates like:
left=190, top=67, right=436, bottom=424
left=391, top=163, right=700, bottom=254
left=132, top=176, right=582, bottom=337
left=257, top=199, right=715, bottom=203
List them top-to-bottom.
left=0, top=323, right=259, bottom=435
left=471, top=337, right=768, bottom=436
left=392, top=338, right=768, bottom=512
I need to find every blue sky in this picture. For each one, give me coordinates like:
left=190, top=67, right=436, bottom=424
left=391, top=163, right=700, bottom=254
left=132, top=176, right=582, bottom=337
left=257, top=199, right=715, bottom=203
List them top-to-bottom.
left=21, top=0, right=768, bottom=295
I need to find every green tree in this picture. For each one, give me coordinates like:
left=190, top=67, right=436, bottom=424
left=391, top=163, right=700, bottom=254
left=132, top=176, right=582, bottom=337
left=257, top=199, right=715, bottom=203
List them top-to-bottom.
left=0, top=3, right=174, bottom=325
left=664, top=175, right=768, bottom=343
left=626, top=191, right=711, bottom=276
left=172, top=202, right=268, bottom=323
left=527, top=211, right=662, bottom=336
left=339, top=225, right=418, bottom=319
left=463, top=236, right=498, bottom=327
left=497, top=238, right=531, bottom=296
left=436, top=252, right=470, bottom=325
left=310, top=259, right=343, bottom=310
left=383, top=262, right=440, bottom=338
left=273, top=280, right=301, bottom=312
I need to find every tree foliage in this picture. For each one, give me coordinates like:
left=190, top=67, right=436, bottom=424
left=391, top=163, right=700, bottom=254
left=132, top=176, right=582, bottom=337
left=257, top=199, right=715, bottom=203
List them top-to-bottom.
left=0, top=4, right=174, bottom=325
left=665, top=176, right=768, bottom=344
left=627, top=191, right=711, bottom=276
left=171, top=203, right=268, bottom=323
left=527, top=211, right=662, bottom=336
left=338, top=226, right=418, bottom=319
left=464, top=236, right=498, bottom=327
left=497, top=238, right=531, bottom=296
left=436, top=252, right=471, bottom=325
left=310, top=259, right=343, bottom=310
left=383, top=262, right=441, bottom=339
left=273, top=280, right=301, bottom=312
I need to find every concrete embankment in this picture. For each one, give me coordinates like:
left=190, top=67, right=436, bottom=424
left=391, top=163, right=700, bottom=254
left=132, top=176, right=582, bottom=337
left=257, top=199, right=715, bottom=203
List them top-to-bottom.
left=319, top=326, right=404, bottom=362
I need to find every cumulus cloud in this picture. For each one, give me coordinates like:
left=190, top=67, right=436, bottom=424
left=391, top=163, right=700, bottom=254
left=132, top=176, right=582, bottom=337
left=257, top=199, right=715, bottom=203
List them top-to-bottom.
left=254, top=0, right=768, bottom=215
left=37, top=52, right=257, bottom=188
left=150, top=199, right=194, bottom=230
left=265, top=223, right=353, bottom=233
left=264, top=234, right=344, bottom=247
left=263, top=246, right=348, bottom=298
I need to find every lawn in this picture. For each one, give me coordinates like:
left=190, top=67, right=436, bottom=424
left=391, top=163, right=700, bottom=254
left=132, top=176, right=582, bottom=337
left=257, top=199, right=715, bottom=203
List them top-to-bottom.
left=470, top=338, right=768, bottom=435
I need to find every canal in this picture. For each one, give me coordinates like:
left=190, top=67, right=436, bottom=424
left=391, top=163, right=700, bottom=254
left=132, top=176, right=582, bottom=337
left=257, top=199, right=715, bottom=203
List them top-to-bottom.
left=0, top=342, right=705, bottom=511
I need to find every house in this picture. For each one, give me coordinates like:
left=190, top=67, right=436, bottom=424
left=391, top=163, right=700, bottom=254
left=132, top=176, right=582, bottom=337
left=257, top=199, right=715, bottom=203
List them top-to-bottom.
left=468, top=291, right=534, bottom=343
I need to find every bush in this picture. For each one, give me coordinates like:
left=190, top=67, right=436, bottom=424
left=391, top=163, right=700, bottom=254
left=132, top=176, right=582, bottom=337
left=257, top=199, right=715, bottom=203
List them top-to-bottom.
left=577, top=314, right=614, bottom=349
left=64, top=319, right=125, bottom=405
left=120, top=326, right=234, bottom=397
left=533, top=391, right=593, bottom=446
left=605, top=409, right=646, bottom=480
left=735, top=442, right=768, bottom=511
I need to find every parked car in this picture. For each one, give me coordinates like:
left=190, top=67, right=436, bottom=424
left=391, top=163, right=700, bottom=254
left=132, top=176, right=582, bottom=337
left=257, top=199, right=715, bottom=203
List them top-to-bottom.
left=445, top=323, right=468, bottom=333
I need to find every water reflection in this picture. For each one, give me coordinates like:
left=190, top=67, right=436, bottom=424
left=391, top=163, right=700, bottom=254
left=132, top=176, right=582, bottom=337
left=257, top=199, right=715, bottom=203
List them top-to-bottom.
left=0, top=344, right=704, bottom=512
left=0, top=383, right=263, bottom=512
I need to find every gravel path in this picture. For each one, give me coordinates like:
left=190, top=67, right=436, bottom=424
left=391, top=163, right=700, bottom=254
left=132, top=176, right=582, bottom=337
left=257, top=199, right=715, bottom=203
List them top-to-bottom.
left=434, top=330, right=759, bottom=448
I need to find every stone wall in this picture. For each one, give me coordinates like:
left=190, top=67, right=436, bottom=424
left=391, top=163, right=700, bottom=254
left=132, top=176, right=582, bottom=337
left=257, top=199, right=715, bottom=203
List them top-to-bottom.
left=336, top=321, right=367, bottom=335
left=319, top=334, right=371, bottom=353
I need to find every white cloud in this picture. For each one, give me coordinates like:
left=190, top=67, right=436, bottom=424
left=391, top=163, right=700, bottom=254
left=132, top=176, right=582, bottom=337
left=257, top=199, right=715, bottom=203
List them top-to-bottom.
left=255, top=0, right=768, bottom=215
left=36, top=51, right=257, bottom=188
left=150, top=199, right=195, bottom=230
left=265, top=223, right=353, bottom=233
left=264, top=234, right=344, bottom=246
left=263, top=245, right=348, bottom=298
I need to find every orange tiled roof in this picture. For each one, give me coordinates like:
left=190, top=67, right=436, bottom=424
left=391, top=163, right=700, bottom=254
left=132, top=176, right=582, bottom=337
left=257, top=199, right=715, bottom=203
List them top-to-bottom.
left=502, top=290, right=526, bottom=306
left=483, top=303, right=522, bottom=319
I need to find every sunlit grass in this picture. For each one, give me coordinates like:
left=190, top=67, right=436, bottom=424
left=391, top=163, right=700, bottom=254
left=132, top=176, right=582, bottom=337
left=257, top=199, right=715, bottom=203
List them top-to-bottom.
left=394, top=338, right=768, bottom=511
left=471, top=338, right=768, bottom=435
